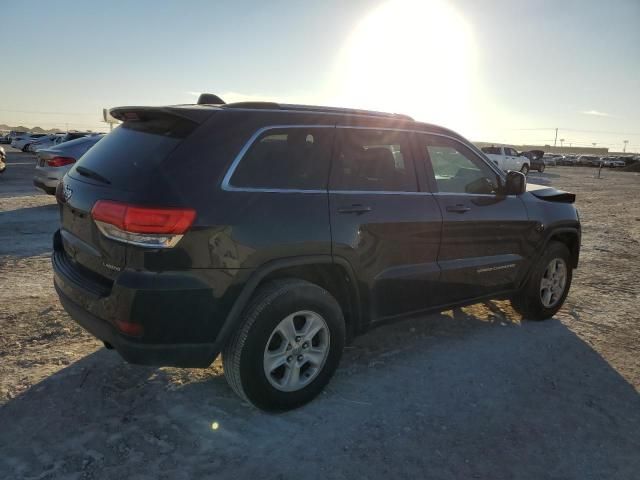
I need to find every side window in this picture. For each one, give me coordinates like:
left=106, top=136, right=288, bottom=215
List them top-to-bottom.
left=230, top=128, right=333, bottom=190
left=330, top=129, right=417, bottom=192
left=424, top=136, right=501, bottom=195
left=505, top=147, right=515, bottom=156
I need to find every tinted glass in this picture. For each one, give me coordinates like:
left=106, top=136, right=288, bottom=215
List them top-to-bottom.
left=69, top=115, right=196, bottom=188
left=230, top=128, right=333, bottom=190
left=330, top=129, right=417, bottom=192
left=424, top=136, right=500, bottom=195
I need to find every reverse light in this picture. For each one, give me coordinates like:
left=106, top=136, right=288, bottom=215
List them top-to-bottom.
left=47, top=156, right=75, bottom=167
left=91, top=200, right=196, bottom=248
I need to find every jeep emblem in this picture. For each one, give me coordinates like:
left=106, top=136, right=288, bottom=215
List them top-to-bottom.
left=63, top=184, right=73, bottom=201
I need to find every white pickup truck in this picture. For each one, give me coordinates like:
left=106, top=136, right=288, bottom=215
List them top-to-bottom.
left=480, top=146, right=530, bottom=174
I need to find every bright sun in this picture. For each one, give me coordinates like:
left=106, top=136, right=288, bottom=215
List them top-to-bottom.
left=334, top=0, right=475, bottom=132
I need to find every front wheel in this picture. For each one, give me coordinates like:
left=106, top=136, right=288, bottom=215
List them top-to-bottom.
left=22, top=144, right=31, bottom=152
left=520, top=163, right=530, bottom=175
left=512, top=241, right=572, bottom=321
left=223, top=279, right=345, bottom=411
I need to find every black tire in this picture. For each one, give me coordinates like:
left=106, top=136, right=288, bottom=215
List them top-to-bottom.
left=22, top=144, right=30, bottom=152
left=521, top=163, right=530, bottom=175
left=538, top=163, right=545, bottom=173
left=512, top=241, right=572, bottom=321
left=223, top=278, right=345, bottom=411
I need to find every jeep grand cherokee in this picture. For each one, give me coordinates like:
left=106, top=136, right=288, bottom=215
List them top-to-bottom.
left=53, top=94, right=580, bottom=411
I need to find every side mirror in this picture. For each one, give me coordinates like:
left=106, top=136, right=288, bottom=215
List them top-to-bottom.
left=505, top=170, right=526, bottom=195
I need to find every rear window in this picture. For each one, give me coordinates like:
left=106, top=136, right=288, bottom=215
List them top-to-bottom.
left=69, top=115, right=197, bottom=188
left=481, top=146, right=501, bottom=155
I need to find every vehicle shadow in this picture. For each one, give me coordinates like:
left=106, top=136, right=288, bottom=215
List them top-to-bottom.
left=0, top=204, right=59, bottom=257
left=1, top=305, right=639, bottom=479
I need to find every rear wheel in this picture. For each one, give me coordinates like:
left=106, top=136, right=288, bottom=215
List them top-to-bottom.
left=22, top=144, right=31, bottom=152
left=520, top=163, right=530, bottom=175
left=538, top=163, right=545, bottom=173
left=512, top=241, right=572, bottom=321
left=223, top=278, right=345, bottom=411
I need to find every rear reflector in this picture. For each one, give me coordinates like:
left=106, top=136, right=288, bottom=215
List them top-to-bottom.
left=47, top=156, right=75, bottom=167
left=91, top=200, right=196, bottom=248
left=114, top=319, right=144, bottom=337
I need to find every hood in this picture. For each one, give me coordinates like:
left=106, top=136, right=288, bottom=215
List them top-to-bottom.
left=527, top=183, right=575, bottom=203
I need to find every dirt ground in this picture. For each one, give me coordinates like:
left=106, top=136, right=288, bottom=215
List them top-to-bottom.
left=1, top=147, right=639, bottom=479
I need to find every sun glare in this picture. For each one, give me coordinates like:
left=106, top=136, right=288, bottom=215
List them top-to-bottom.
left=334, top=0, right=475, bottom=132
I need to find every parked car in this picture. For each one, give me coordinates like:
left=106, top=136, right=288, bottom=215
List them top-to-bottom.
left=52, top=96, right=581, bottom=411
left=55, top=131, right=94, bottom=145
left=0, top=133, right=11, bottom=144
left=11, top=133, right=48, bottom=152
left=27, top=134, right=61, bottom=152
left=33, top=135, right=104, bottom=194
left=480, top=145, right=530, bottom=173
left=0, top=146, right=6, bottom=174
left=520, top=150, right=545, bottom=172
left=542, top=153, right=559, bottom=166
left=558, top=155, right=577, bottom=166
left=576, top=155, right=601, bottom=167
left=602, top=157, right=626, bottom=168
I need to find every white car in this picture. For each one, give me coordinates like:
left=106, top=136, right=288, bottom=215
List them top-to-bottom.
left=11, top=133, right=48, bottom=152
left=480, top=145, right=530, bottom=174
left=602, top=157, right=626, bottom=168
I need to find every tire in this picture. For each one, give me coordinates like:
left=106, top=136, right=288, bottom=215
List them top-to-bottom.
left=22, top=144, right=30, bottom=152
left=520, top=164, right=530, bottom=175
left=538, top=164, right=545, bottom=173
left=512, top=241, right=572, bottom=321
left=223, top=278, right=345, bottom=411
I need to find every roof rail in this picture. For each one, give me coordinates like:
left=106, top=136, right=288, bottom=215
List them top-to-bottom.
left=223, top=101, right=413, bottom=121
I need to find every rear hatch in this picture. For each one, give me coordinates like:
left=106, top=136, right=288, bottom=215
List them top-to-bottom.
left=56, top=106, right=213, bottom=283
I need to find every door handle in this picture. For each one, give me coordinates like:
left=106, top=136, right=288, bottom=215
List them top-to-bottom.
left=337, top=204, right=372, bottom=214
left=446, top=204, right=471, bottom=213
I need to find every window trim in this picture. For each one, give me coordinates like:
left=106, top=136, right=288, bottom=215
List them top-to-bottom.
left=221, top=124, right=501, bottom=195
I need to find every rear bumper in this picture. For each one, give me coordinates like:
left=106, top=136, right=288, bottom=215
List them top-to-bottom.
left=51, top=230, right=234, bottom=368
left=55, top=284, right=216, bottom=367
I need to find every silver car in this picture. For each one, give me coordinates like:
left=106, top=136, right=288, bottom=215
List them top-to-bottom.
left=33, top=134, right=104, bottom=194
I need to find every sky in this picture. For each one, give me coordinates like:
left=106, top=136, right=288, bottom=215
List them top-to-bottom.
left=1, top=0, right=639, bottom=151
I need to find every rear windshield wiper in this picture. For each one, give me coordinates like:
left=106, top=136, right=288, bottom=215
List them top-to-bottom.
left=75, top=166, right=111, bottom=185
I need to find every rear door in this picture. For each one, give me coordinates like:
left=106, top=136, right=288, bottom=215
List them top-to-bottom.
left=328, top=127, right=442, bottom=321
left=417, top=133, right=534, bottom=304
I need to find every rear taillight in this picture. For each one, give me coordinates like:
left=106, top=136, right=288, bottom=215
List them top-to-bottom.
left=47, top=156, right=75, bottom=167
left=91, top=200, right=196, bottom=248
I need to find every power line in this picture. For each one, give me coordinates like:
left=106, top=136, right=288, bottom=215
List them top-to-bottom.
left=0, top=109, right=96, bottom=116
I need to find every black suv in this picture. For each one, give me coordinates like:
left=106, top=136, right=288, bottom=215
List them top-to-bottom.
left=53, top=95, right=580, bottom=411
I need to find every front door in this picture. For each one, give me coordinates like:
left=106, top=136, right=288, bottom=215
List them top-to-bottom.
left=329, top=127, right=442, bottom=321
left=417, top=134, right=534, bottom=305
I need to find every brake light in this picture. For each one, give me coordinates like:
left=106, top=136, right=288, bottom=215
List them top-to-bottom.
left=47, top=156, right=75, bottom=167
left=91, top=200, right=196, bottom=248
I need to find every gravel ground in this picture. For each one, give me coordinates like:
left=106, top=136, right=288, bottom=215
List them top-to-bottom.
left=1, top=147, right=639, bottom=479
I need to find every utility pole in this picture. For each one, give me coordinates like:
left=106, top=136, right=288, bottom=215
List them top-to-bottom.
left=554, top=128, right=558, bottom=148
left=560, top=138, right=565, bottom=147
left=623, top=140, right=628, bottom=153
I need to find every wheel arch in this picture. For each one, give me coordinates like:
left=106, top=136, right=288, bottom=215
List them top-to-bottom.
left=547, top=228, right=580, bottom=268
left=216, top=256, right=363, bottom=355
